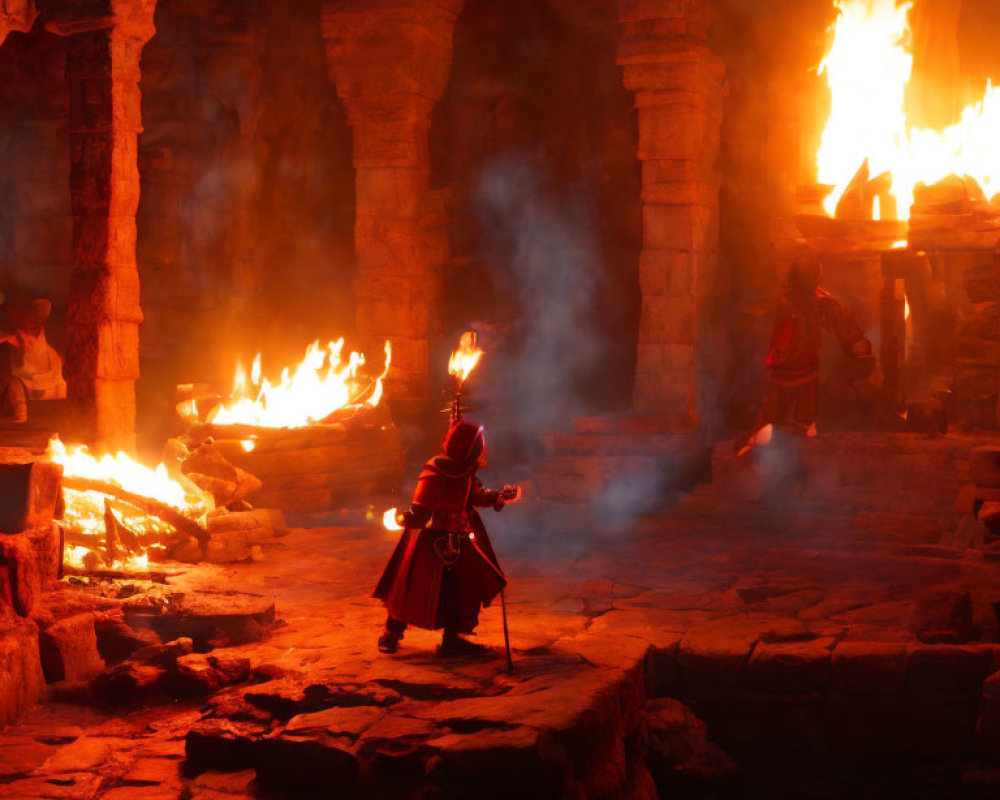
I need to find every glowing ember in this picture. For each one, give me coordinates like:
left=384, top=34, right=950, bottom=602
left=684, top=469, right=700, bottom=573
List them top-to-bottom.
left=818, top=0, right=1000, bottom=220
left=448, top=331, right=484, bottom=386
left=205, top=339, right=391, bottom=429
left=47, top=438, right=210, bottom=572
left=383, top=507, right=403, bottom=531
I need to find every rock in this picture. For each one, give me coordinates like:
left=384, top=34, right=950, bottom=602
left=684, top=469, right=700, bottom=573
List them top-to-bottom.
left=972, top=446, right=1000, bottom=488
left=0, top=457, right=61, bottom=533
left=0, top=525, right=60, bottom=616
left=907, top=586, right=975, bottom=643
left=123, top=591, right=274, bottom=648
left=38, top=613, right=105, bottom=683
left=94, top=613, right=161, bottom=664
left=0, top=618, right=45, bottom=726
left=133, top=637, right=194, bottom=668
left=744, top=639, right=833, bottom=693
left=831, top=641, right=906, bottom=694
left=906, top=645, right=994, bottom=694
left=171, top=652, right=252, bottom=696
left=91, top=661, right=164, bottom=705
left=977, top=669, right=1000, bottom=760
left=642, top=698, right=735, bottom=795
left=284, top=705, right=384, bottom=740
left=186, top=718, right=271, bottom=771
left=254, top=735, right=360, bottom=791
left=35, top=736, right=126, bottom=774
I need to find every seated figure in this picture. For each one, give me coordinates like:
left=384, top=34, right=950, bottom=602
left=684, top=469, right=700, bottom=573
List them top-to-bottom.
left=0, top=298, right=66, bottom=421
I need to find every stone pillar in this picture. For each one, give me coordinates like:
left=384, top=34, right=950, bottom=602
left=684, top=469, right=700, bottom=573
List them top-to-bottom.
left=0, top=0, right=37, bottom=47
left=48, top=0, right=155, bottom=450
left=322, top=0, right=464, bottom=418
left=618, top=0, right=724, bottom=424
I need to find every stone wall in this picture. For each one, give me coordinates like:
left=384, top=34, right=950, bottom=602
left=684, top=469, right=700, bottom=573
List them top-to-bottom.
left=137, top=0, right=356, bottom=447
left=429, top=0, right=642, bottom=431
left=0, top=26, right=72, bottom=348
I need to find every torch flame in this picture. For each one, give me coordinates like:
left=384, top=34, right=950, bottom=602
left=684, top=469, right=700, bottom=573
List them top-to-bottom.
left=817, top=0, right=1000, bottom=220
left=448, top=331, right=484, bottom=386
left=204, top=339, right=391, bottom=429
left=382, top=507, right=403, bottom=531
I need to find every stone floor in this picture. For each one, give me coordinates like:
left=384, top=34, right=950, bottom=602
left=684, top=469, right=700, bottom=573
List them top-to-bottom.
left=3, top=432, right=1000, bottom=798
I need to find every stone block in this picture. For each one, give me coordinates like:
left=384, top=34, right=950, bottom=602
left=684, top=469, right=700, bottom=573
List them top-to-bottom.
left=637, top=104, right=714, bottom=161
left=355, top=167, right=426, bottom=215
left=642, top=180, right=719, bottom=207
left=642, top=204, right=716, bottom=251
left=72, top=216, right=139, bottom=272
left=639, top=249, right=695, bottom=297
left=68, top=267, right=142, bottom=325
left=638, top=294, right=695, bottom=345
left=65, top=321, right=140, bottom=380
left=634, top=368, right=693, bottom=416
left=972, top=446, right=1000, bottom=488
left=0, top=458, right=62, bottom=533
left=0, top=525, right=60, bottom=618
left=907, top=586, right=974, bottom=644
left=38, top=613, right=105, bottom=683
left=0, top=618, right=45, bottom=726
left=678, top=623, right=758, bottom=689
left=745, top=640, right=832, bottom=693
left=831, top=641, right=906, bottom=694
left=906, top=645, right=994, bottom=695
left=977, top=669, right=1000, bottom=760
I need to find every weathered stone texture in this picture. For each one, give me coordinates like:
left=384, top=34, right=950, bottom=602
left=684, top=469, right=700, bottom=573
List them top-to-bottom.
left=55, top=0, right=156, bottom=450
left=323, top=0, right=465, bottom=415
left=617, top=0, right=724, bottom=419
left=0, top=618, right=45, bottom=727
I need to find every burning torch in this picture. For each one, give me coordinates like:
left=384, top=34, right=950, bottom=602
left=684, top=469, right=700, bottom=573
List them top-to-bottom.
left=447, top=330, right=484, bottom=424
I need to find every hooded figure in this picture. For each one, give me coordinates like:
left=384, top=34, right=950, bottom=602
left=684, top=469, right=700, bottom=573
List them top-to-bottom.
left=737, top=257, right=873, bottom=453
left=373, top=419, right=516, bottom=656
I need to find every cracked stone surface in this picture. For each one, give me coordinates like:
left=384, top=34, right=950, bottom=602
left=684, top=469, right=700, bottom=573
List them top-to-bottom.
left=3, top=434, right=1000, bottom=797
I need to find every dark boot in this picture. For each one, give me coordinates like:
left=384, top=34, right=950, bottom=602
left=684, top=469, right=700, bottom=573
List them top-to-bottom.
left=378, top=617, right=406, bottom=654
left=438, top=630, right=488, bottom=657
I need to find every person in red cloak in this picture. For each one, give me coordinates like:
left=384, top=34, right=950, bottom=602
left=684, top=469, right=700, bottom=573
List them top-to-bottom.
left=736, top=256, right=873, bottom=454
left=374, top=419, right=520, bottom=656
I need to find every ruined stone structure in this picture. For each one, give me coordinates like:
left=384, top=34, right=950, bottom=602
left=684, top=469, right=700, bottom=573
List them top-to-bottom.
left=322, top=0, right=465, bottom=419
left=618, top=0, right=724, bottom=423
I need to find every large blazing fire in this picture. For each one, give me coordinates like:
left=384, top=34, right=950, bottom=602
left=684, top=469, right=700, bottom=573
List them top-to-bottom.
left=818, top=0, right=1000, bottom=219
left=205, top=339, right=391, bottom=429
left=48, top=438, right=211, bottom=572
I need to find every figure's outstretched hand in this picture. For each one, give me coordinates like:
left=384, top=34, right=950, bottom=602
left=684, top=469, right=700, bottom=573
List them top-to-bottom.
left=500, top=485, right=522, bottom=504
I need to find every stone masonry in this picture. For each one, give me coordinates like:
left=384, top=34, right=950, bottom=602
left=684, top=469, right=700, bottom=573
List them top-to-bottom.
left=0, top=0, right=37, bottom=47
left=46, top=0, right=156, bottom=451
left=322, top=0, right=465, bottom=420
left=617, top=0, right=724, bottom=422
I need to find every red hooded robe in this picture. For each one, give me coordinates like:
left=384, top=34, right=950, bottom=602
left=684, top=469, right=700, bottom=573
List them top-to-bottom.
left=373, top=421, right=507, bottom=634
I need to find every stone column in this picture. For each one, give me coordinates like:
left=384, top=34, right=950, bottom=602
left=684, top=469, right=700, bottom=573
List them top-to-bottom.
left=0, top=0, right=37, bottom=47
left=48, top=0, right=155, bottom=450
left=322, top=0, right=464, bottom=419
left=618, top=0, right=724, bottom=424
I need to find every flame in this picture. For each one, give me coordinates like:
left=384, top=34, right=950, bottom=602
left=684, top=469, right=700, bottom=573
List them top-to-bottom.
left=817, top=0, right=1000, bottom=220
left=904, top=294, right=911, bottom=320
left=448, top=331, right=484, bottom=385
left=207, top=339, right=391, bottom=429
left=47, top=438, right=210, bottom=573
left=241, top=439, right=256, bottom=452
left=382, top=507, right=403, bottom=531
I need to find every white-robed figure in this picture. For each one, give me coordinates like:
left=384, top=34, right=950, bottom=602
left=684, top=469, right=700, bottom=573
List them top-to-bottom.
left=0, top=297, right=66, bottom=421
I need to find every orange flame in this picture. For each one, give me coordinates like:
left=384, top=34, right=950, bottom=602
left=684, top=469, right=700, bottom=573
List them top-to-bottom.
left=817, top=0, right=1000, bottom=220
left=448, top=331, right=483, bottom=386
left=206, top=339, right=391, bottom=429
left=47, top=437, right=210, bottom=572
left=382, top=507, right=403, bottom=531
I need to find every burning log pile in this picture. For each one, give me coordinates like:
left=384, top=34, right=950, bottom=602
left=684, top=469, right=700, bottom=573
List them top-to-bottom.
left=177, top=338, right=404, bottom=514
left=50, top=437, right=288, bottom=572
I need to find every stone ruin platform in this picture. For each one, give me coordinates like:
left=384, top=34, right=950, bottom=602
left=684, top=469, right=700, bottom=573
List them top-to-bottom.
left=5, top=432, right=1000, bottom=797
